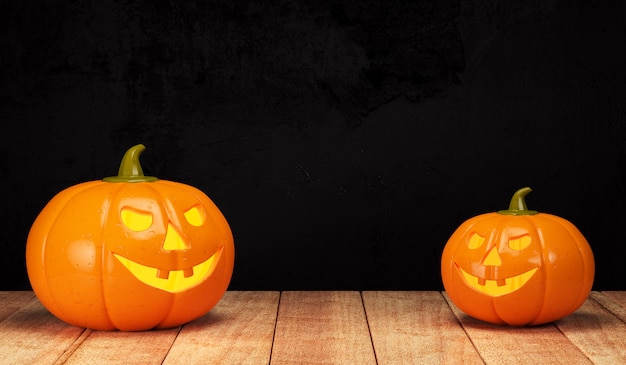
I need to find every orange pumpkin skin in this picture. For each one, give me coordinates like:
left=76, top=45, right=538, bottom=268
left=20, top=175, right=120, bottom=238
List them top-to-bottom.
left=26, top=146, right=234, bottom=331
left=441, top=188, right=594, bottom=326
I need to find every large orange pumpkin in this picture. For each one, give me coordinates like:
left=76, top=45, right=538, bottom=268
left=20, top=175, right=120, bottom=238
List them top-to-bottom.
left=26, top=144, right=235, bottom=331
left=441, top=187, right=594, bottom=325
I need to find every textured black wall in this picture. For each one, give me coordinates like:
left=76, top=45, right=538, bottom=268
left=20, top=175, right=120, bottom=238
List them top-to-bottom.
left=2, top=0, right=626, bottom=290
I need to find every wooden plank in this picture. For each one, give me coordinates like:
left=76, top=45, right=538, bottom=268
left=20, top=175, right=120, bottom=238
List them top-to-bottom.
left=0, top=291, right=36, bottom=323
left=163, top=291, right=279, bottom=365
left=271, top=291, right=376, bottom=365
left=362, top=291, right=483, bottom=364
left=593, top=291, right=626, bottom=323
left=602, top=291, right=626, bottom=308
left=443, top=292, right=592, bottom=365
left=555, top=293, right=626, bottom=364
left=0, top=298, right=85, bottom=365
left=58, top=327, right=180, bottom=365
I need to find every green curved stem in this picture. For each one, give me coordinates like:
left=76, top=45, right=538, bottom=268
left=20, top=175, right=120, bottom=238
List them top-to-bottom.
left=103, top=144, right=158, bottom=183
left=498, top=187, right=538, bottom=215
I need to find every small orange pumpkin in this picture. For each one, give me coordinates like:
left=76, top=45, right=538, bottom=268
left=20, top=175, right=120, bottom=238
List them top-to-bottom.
left=26, top=144, right=235, bottom=331
left=441, top=187, right=594, bottom=325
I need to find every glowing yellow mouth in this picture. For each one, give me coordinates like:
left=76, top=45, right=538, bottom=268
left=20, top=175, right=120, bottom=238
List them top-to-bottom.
left=114, top=247, right=223, bottom=293
left=457, top=265, right=538, bottom=297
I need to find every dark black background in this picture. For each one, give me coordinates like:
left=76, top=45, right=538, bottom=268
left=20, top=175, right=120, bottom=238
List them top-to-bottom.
left=2, top=0, right=625, bottom=290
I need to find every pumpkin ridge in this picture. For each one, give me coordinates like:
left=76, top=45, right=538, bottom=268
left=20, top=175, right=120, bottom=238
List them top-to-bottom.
left=35, top=181, right=106, bottom=325
left=52, top=181, right=110, bottom=316
left=99, top=181, right=129, bottom=329
left=533, top=213, right=594, bottom=318
left=527, top=214, right=547, bottom=325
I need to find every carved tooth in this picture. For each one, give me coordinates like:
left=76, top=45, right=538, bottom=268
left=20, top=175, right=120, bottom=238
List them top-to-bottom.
left=183, top=267, right=194, bottom=278
left=157, top=269, right=170, bottom=279
left=478, top=278, right=486, bottom=286
left=497, top=279, right=506, bottom=287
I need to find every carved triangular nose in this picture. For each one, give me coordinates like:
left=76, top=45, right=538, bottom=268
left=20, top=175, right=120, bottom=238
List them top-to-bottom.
left=162, top=223, right=190, bottom=251
left=482, top=246, right=502, bottom=266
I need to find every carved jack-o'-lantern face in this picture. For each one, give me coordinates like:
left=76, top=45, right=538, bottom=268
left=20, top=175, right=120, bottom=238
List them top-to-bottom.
left=26, top=145, right=235, bottom=331
left=441, top=188, right=594, bottom=326
left=112, top=196, right=224, bottom=294
left=113, top=200, right=224, bottom=293
left=454, top=223, right=542, bottom=297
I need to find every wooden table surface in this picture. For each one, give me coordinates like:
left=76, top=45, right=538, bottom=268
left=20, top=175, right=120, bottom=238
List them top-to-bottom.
left=1, top=291, right=625, bottom=364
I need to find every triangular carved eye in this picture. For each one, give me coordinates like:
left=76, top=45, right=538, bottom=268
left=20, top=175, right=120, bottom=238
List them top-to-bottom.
left=184, top=205, right=205, bottom=227
left=121, top=207, right=153, bottom=232
left=467, top=233, right=485, bottom=249
left=509, top=235, right=532, bottom=250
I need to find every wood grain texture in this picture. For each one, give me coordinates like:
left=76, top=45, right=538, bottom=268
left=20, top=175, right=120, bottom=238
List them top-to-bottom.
left=0, top=291, right=36, bottom=323
left=1, top=291, right=625, bottom=364
left=163, top=291, right=279, bottom=365
left=270, top=291, right=376, bottom=365
left=362, top=291, right=483, bottom=365
left=595, top=291, right=626, bottom=323
left=602, top=291, right=626, bottom=308
left=443, top=292, right=592, bottom=365
left=555, top=293, right=626, bottom=364
left=0, top=299, right=85, bottom=365
left=58, top=328, right=179, bottom=365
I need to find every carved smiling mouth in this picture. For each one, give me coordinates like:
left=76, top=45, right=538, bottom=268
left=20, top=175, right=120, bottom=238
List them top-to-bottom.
left=114, top=246, right=223, bottom=293
left=456, top=264, right=538, bottom=297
